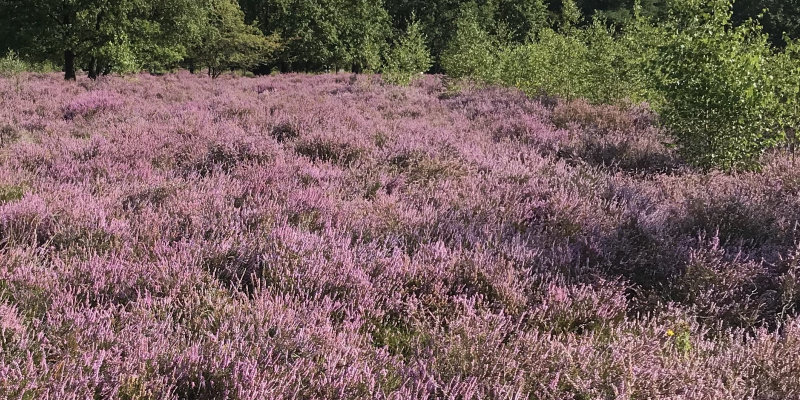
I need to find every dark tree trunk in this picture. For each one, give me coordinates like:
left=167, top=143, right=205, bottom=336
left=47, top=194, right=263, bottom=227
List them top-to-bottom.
left=87, top=10, right=104, bottom=81
left=64, top=50, right=76, bottom=81
left=88, top=56, right=98, bottom=80
left=188, top=59, right=196, bottom=74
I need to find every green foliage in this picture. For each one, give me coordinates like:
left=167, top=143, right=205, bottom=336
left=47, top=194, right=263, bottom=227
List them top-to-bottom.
left=0, top=0, right=268, bottom=79
left=1, top=0, right=799, bottom=79
left=25, top=0, right=153, bottom=78
left=129, top=0, right=208, bottom=73
left=191, top=0, right=279, bottom=78
left=244, top=0, right=392, bottom=72
left=250, top=0, right=339, bottom=70
left=337, top=0, right=393, bottom=72
left=379, top=0, right=547, bottom=72
left=440, top=0, right=799, bottom=172
left=442, top=0, right=663, bottom=104
left=496, top=0, right=549, bottom=42
left=559, top=0, right=584, bottom=32
left=566, top=0, right=667, bottom=28
left=654, top=0, right=791, bottom=171
left=732, top=0, right=800, bottom=47
left=381, top=1, right=465, bottom=73
left=617, top=1, right=666, bottom=104
left=440, top=2, right=501, bottom=83
left=489, top=14, right=655, bottom=103
left=383, top=17, right=432, bottom=85
left=581, top=19, right=634, bottom=103
left=498, top=28, right=588, bottom=99
left=769, top=38, right=800, bottom=144
left=0, top=50, right=28, bottom=78
left=0, top=50, right=31, bottom=83
left=0, top=185, right=25, bottom=204
left=367, top=315, right=428, bottom=359
left=666, top=322, right=692, bottom=355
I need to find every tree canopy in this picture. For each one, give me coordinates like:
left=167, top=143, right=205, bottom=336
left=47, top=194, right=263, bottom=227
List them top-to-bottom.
left=0, top=0, right=798, bottom=79
left=0, top=0, right=275, bottom=79
left=189, top=0, right=279, bottom=77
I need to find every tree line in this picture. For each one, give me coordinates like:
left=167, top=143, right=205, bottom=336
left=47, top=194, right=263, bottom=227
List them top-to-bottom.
left=0, top=0, right=276, bottom=80
left=1, top=0, right=797, bottom=80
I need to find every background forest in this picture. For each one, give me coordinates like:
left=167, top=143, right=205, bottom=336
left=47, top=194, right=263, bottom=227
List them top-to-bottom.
left=1, top=0, right=798, bottom=76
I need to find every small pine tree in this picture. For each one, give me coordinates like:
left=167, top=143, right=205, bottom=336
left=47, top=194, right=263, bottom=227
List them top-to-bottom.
left=440, top=2, right=499, bottom=83
left=383, top=17, right=432, bottom=85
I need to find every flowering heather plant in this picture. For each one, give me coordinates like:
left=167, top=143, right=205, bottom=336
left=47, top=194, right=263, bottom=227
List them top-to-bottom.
left=2, top=71, right=800, bottom=398
left=61, top=90, right=123, bottom=121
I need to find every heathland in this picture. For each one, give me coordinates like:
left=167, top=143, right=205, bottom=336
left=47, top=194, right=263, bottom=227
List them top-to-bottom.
left=2, top=72, right=800, bottom=398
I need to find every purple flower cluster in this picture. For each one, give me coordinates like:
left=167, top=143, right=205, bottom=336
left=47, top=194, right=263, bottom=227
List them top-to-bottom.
left=1, top=71, right=800, bottom=399
left=61, top=90, right=123, bottom=121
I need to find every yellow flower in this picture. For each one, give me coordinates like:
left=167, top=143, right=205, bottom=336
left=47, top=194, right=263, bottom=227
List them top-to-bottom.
left=666, top=329, right=675, bottom=337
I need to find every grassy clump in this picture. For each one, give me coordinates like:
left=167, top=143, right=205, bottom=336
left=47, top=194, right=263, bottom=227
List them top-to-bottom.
left=295, top=137, right=364, bottom=166
left=0, top=185, right=25, bottom=204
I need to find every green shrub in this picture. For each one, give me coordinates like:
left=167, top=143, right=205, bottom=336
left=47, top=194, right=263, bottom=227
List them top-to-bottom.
left=441, top=0, right=800, bottom=172
left=449, top=0, right=658, bottom=105
left=557, top=0, right=583, bottom=32
left=654, top=0, right=793, bottom=171
left=440, top=2, right=500, bottom=83
left=616, top=2, right=666, bottom=106
left=383, top=17, right=432, bottom=86
left=582, top=17, right=658, bottom=104
left=499, top=28, right=588, bottom=100
left=769, top=38, right=800, bottom=149
left=0, top=50, right=27, bottom=78
left=29, top=60, right=59, bottom=74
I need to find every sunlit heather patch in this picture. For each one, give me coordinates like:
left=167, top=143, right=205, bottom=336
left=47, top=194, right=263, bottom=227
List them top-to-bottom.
left=0, top=72, right=800, bottom=398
